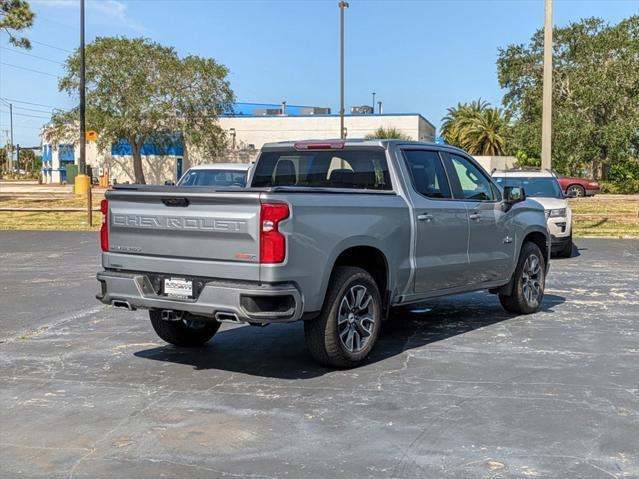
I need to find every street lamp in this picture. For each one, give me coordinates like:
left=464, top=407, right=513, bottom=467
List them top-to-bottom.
left=79, top=0, right=86, bottom=176
left=541, top=0, right=553, bottom=171
left=339, top=1, right=349, bottom=139
left=372, top=92, right=376, bottom=114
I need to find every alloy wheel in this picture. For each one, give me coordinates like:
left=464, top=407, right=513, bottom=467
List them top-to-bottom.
left=567, top=185, right=585, bottom=197
left=521, top=254, right=543, bottom=305
left=337, top=285, right=375, bottom=353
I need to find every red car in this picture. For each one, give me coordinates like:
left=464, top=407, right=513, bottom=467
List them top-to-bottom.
left=557, top=176, right=600, bottom=197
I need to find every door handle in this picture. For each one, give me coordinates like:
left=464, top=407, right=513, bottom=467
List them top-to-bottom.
left=417, top=213, right=433, bottom=222
left=469, top=213, right=481, bottom=221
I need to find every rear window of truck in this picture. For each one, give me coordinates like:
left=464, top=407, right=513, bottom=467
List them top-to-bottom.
left=251, top=149, right=392, bottom=190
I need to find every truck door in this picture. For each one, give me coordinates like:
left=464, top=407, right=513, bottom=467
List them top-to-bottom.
left=401, top=148, right=471, bottom=292
left=443, top=152, right=514, bottom=284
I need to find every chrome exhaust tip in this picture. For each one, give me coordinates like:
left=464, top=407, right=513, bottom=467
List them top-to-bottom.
left=112, top=300, right=135, bottom=311
left=214, top=311, right=243, bottom=324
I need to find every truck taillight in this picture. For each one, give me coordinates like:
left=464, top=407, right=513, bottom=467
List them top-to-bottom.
left=100, top=199, right=108, bottom=252
left=260, top=202, right=289, bottom=264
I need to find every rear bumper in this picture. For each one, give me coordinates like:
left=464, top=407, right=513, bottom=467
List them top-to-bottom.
left=586, top=188, right=600, bottom=196
left=96, top=270, right=304, bottom=324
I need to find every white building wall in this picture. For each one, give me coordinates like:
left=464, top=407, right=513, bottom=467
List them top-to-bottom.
left=217, top=114, right=435, bottom=150
left=473, top=156, right=517, bottom=173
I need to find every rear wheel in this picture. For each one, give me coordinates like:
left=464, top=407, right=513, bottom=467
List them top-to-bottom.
left=567, top=184, right=585, bottom=197
left=499, top=242, right=546, bottom=314
left=304, top=266, right=382, bottom=368
left=149, top=311, right=220, bottom=347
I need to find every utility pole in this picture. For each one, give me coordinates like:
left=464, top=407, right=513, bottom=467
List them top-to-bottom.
left=79, top=0, right=86, bottom=176
left=541, top=0, right=553, bottom=171
left=339, top=1, right=349, bottom=139
left=372, top=92, right=376, bottom=114
left=9, top=103, right=14, bottom=171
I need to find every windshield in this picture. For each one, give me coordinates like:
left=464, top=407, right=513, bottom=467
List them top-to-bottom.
left=177, top=169, right=248, bottom=187
left=494, top=176, right=563, bottom=198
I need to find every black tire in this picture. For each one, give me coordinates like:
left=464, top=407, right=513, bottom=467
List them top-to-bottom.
left=567, top=184, right=585, bottom=197
left=556, top=235, right=573, bottom=258
left=499, top=242, right=546, bottom=314
left=304, top=266, right=382, bottom=368
left=149, top=311, right=220, bottom=347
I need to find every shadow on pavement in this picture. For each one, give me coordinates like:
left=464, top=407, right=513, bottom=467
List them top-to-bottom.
left=134, top=292, right=565, bottom=380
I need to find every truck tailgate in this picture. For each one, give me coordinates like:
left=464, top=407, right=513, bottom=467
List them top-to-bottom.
left=104, top=187, right=262, bottom=280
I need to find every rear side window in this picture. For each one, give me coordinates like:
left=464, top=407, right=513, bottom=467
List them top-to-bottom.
left=251, top=149, right=392, bottom=190
left=403, top=150, right=451, bottom=199
left=178, top=169, right=247, bottom=187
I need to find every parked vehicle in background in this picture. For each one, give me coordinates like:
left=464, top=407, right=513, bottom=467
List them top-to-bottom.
left=97, top=140, right=550, bottom=368
left=177, top=163, right=251, bottom=187
left=493, top=170, right=573, bottom=258
left=557, top=176, right=600, bottom=197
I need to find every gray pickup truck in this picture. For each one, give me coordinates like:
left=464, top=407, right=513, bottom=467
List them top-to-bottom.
left=97, top=140, right=549, bottom=367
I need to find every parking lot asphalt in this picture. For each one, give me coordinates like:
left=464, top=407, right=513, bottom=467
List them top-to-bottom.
left=1, top=231, right=638, bottom=478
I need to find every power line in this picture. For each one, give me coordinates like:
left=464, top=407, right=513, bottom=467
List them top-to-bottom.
left=30, top=40, right=73, bottom=54
left=0, top=46, right=65, bottom=65
left=0, top=62, right=60, bottom=78
left=0, top=97, right=65, bottom=109
left=12, top=105, right=54, bottom=114
left=1, top=110, right=51, bottom=120
left=0, top=124, right=43, bottom=131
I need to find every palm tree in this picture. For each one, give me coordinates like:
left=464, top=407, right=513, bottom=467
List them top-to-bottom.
left=440, top=99, right=509, bottom=155
left=461, top=108, right=509, bottom=155
left=365, top=126, right=411, bottom=140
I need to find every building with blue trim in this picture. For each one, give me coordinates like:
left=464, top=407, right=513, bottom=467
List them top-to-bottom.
left=41, top=102, right=436, bottom=184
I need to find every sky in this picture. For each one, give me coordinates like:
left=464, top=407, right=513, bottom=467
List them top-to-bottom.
left=1, top=0, right=637, bottom=146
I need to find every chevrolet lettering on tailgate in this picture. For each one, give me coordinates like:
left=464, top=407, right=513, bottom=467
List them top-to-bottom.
left=112, top=214, right=248, bottom=232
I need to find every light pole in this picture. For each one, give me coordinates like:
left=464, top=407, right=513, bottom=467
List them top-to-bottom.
left=79, top=0, right=86, bottom=176
left=541, top=0, right=553, bottom=171
left=339, top=1, right=349, bottom=139
left=372, top=92, right=376, bottom=114
left=9, top=102, right=13, bottom=171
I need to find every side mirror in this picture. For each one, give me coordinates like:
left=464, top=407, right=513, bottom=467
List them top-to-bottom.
left=164, top=180, right=175, bottom=186
left=503, top=186, right=526, bottom=204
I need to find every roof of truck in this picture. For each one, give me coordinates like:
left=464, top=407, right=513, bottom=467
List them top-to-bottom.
left=261, top=138, right=461, bottom=151
left=187, top=163, right=252, bottom=171
left=492, top=169, right=556, bottom=178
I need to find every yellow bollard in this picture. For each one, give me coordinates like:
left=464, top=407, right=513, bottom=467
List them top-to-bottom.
left=74, top=174, right=91, bottom=197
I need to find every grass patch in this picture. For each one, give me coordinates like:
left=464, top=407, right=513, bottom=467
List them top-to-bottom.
left=0, top=193, right=103, bottom=231
left=570, top=196, right=639, bottom=238
left=0, top=211, right=100, bottom=230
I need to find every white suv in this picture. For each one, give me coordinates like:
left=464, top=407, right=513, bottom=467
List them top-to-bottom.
left=492, top=170, right=573, bottom=258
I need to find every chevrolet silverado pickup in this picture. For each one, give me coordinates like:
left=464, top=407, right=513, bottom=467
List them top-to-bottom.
left=97, top=140, right=550, bottom=368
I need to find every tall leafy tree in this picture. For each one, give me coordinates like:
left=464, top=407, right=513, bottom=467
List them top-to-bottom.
left=1, top=0, right=34, bottom=49
left=498, top=16, right=639, bottom=180
left=56, top=36, right=234, bottom=184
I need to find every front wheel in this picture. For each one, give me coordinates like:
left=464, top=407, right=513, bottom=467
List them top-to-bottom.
left=556, top=235, right=573, bottom=258
left=499, top=242, right=546, bottom=314
left=304, top=266, right=382, bottom=368
left=149, top=311, right=220, bottom=347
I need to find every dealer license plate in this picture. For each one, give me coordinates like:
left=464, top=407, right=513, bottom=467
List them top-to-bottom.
left=164, top=278, right=193, bottom=299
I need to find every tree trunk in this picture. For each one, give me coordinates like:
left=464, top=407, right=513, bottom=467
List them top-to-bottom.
left=130, top=139, right=146, bottom=184
left=182, top=141, right=190, bottom=172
